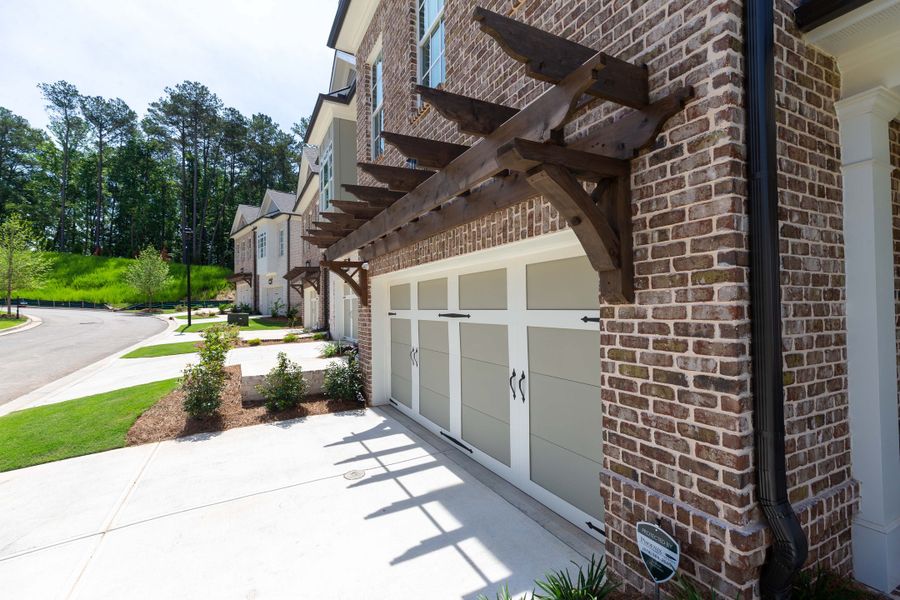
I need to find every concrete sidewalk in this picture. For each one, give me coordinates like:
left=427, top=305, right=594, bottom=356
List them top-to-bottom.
left=1, top=341, right=342, bottom=414
left=0, top=407, right=595, bottom=600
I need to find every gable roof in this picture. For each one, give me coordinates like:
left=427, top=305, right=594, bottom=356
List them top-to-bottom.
left=230, top=190, right=297, bottom=238
left=265, top=190, right=296, bottom=214
left=231, top=204, right=259, bottom=236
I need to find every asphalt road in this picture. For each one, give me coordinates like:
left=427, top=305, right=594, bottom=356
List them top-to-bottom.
left=0, top=308, right=167, bottom=406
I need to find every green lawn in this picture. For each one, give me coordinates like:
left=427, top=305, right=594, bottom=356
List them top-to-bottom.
left=17, top=252, right=231, bottom=304
left=175, top=313, right=220, bottom=321
left=0, top=317, right=26, bottom=330
left=178, top=318, right=293, bottom=333
left=121, top=341, right=201, bottom=359
left=0, top=379, right=179, bottom=472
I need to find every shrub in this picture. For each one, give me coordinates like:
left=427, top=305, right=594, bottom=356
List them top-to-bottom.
left=270, top=298, right=285, bottom=318
left=233, top=302, right=251, bottom=313
left=218, top=303, right=234, bottom=314
left=285, top=305, right=299, bottom=326
left=181, top=324, right=238, bottom=419
left=312, top=331, right=329, bottom=341
left=283, top=333, right=299, bottom=343
left=246, top=338, right=261, bottom=347
left=321, top=341, right=349, bottom=358
left=322, top=351, right=364, bottom=402
left=256, top=352, right=308, bottom=412
left=478, top=556, right=615, bottom=600
left=792, top=568, right=868, bottom=600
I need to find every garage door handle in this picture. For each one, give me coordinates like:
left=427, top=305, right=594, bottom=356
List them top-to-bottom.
left=438, top=312, right=471, bottom=318
left=413, top=348, right=419, bottom=366
left=410, top=349, right=415, bottom=365
left=509, top=369, right=517, bottom=400
left=518, top=372, right=526, bottom=403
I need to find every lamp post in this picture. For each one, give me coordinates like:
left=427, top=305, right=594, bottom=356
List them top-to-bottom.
left=184, top=227, right=193, bottom=327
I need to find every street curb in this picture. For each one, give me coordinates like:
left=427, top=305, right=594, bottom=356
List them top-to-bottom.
left=0, top=314, right=42, bottom=337
left=0, top=314, right=177, bottom=417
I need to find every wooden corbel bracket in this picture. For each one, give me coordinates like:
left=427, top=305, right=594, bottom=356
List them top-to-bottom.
left=322, top=260, right=369, bottom=306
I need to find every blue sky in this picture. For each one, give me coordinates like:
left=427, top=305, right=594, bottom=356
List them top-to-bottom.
left=0, top=0, right=340, bottom=134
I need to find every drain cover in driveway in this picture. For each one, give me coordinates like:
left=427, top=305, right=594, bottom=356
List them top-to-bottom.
left=343, top=470, right=365, bottom=481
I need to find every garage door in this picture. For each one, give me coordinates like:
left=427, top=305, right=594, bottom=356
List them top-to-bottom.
left=381, top=236, right=604, bottom=539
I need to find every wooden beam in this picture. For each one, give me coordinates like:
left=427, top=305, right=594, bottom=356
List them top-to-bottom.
left=473, top=7, right=648, bottom=109
left=325, top=50, right=606, bottom=260
left=416, top=85, right=519, bottom=136
left=571, top=87, right=694, bottom=159
left=382, top=132, right=469, bottom=168
left=497, top=138, right=629, bottom=179
left=358, top=163, right=436, bottom=192
left=526, top=164, right=632, bottom=303
left=361, top=171, right=536, bottom=260
left=341, top=184, right=405, bottom=207
left=330, top=200, right=383, bottom=219
left=321, top=212, right=368, bottom=227
left=312, top=220, right=355, bottom=234
left=306, top=229, right=342, bottom=241
left=302, top=235, right=337, bottom=248
left=322, top=260, right=368, bottom=306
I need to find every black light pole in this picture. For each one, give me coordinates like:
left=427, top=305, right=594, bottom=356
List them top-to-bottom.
left=184, top=227, right=193, bottom=327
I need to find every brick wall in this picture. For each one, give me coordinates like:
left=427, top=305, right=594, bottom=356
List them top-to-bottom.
left=347, top=0, right=855, bottom=596
left=891, top=119, right=900, bottom=438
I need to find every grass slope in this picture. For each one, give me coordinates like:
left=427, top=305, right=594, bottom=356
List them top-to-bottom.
left=17, top=252, right=231, bottom=304
left=178, top=318, right=292, bottom=333
left=121, top=341, right=201, bottom=359
left=0, top=378, right=179, bottom=472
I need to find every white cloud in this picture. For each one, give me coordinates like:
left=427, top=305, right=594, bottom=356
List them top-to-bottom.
left=0, top=0, right=340, bottom=133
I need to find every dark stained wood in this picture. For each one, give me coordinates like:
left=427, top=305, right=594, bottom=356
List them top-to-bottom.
left=473, top=7, right=648, bottom=109
left=325, top=50, right=606, bottom=260
left=416, top=85, right=519, bottom=136
left=571, top=87, right=694, bottom=159
left=382, top=132, right=469, bottom=168
left=496, top=138, right=629, bottom=179
left=358, top=163, right=436, bottom=192
left=361, top=171, right=537, bottom=260
left=341, top=184, right=405, bottom=206
left=330, top=200, right=383, bottom=219
left=321, top=212, right=368, bottom=227
left=313, top=220, right=355, bottom=234
left=305, top=229, right=342, bottom=241
left=302, top=235, right=337, bottom=248
left=322, top=260, right=368, bottom=306
left=285, top=266, right=322, bottom=294
left=227, top=272, right=253, bottom=286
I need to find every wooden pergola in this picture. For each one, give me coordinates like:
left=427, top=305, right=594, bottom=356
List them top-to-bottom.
left=304, top=7, right=692, bottom=305
left=283, top=266, right=320, bottom=295
left=227, top=271, right=254, bottom=287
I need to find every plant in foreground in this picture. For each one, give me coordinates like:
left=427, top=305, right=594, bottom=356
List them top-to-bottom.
left=181, top=324, right=238, bottom=418
left=312, top=331, right=329, bottom=341
left=283, top=333, right=299, bottom=343
left=246, top=338, right=261, bottom=347
left=321, top=341, right=349, bottom=357
left=322, top=350, right=364, bottom=402
left=257, top=352, right=308, bottom=412
left=478, top=556, right=616, bottom=600
left=792, top=567, right=868, bottom=600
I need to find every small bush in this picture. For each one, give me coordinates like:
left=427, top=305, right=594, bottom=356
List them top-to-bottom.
left=270, top=298, right=285, bottom=318
left=218, top=303, right=233, bottom=314
left=233, top=303, right=251, bottom=314
left=285, top=305, right=299, bottom=326
left=181, top=324, right=238, bottom=419
left=312, top=331, right=329, bottom=341
left=283, top=333, right=299, bottom=343
left=246, top=338, right=261, bottom=347
left=321, top=341, right=349, bottom=358
left=322, top=351, right=364, bottom=402
left=256, top=352, right=308, bottom=412
left=478, top=556, right=615, bottom=600
left=792, top=568, right=868, bottom=600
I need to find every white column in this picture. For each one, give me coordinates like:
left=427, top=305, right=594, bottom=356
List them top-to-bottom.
left=836, top=86, right=900, bottom=594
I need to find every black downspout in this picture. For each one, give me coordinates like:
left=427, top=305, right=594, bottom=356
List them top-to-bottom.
left=745, top=2, right=808, bottom=599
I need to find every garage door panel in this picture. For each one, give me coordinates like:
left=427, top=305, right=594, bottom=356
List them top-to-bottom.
left=526, top=256, right=599, bottom=310
left=459, top=268, right=507, bottom=310
left=417, top=278, right=448, bottom=310
left=390, top=284, right=411, bottom=310
left=390, top=318, right=411, bottom=344
left=418, top=321, right=449, bottom=353
left=460, top=323, right=508, bottom=366
left=527, top=327, right=600, bottom=387
left=390, top=343, right=412, bottom=381
left=419, top=349, right=449, bottom=396
left=460, top=358, right=509, bottom=423
left=391, top=374, right=413, bottom=408
left=529, top=374, right=602, bottom=464
left=419, top=387, right=450, bottom=431
left=463, top=407, right=511, bottom=466
left=530, top=435, right=603, bottom=520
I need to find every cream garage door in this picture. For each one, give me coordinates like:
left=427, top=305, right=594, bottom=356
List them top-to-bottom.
left=384, top=244, right=604, bottom=538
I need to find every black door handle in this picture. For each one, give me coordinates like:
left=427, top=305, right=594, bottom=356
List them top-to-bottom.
left=409, top=348, right=414, bottom=365
left=413, top=348, right=419, bottom=366
left=509, top=369, right=517, bottom=400
left=518, top=372, right=526, bottom=403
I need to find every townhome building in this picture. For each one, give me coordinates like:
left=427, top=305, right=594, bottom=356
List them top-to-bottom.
left=292, top=0, right=900, bottom=596
left=229, top=189, right=302, bottom=315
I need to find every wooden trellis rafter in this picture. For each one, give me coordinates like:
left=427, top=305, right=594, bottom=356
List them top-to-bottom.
left=317, top=6, right=692, bottom=304
left=322, top=260, right=368, bottom=306
left=284, top=266, right=321, bottom=294
left=227, top=271, right=254, bottom=287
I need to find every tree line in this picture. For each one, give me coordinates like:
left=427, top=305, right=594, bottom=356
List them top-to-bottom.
left=0, top=81, right=307, bottom=266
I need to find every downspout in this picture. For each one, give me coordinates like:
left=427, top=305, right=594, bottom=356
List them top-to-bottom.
left=744, top=2, right=808, bottom=599
left=286, top=215, right=292, bottom=313
left=252, top=226, right=258, bottom=314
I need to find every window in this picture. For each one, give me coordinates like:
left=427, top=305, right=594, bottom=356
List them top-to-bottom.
left=418, top=0, right=445, bottom=88
left=371, top=54, right=385, bottom=159
left=319, top=141, right=334, bottom=211
left=279, top=229, right=285, bottom=256
left=258, top=231, right=267, bottom=259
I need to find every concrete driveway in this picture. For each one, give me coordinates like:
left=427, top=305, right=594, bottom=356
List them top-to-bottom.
left=0, top=308, right=166, bottom=406
left=0, top=407, right=596, bottom=600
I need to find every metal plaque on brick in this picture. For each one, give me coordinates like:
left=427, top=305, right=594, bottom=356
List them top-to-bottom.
left=636, top=521, right=680, bottom=584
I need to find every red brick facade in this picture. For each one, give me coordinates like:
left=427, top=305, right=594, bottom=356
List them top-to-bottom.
left=339, top=0, right=857, bottom=596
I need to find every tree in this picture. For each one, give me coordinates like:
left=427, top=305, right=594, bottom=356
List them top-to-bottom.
left=38, top=81, right=87, bottom=251
left=79, top=95, right=136, bottom=254
left=0, top=108, right=47, bottom=218
left=0, top=215, right=51, bottom=314
left=125, top=245, right=171, bottom=308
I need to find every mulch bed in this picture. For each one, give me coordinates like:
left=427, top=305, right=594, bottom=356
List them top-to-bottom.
left=126, top=365, right=363, bottom=446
